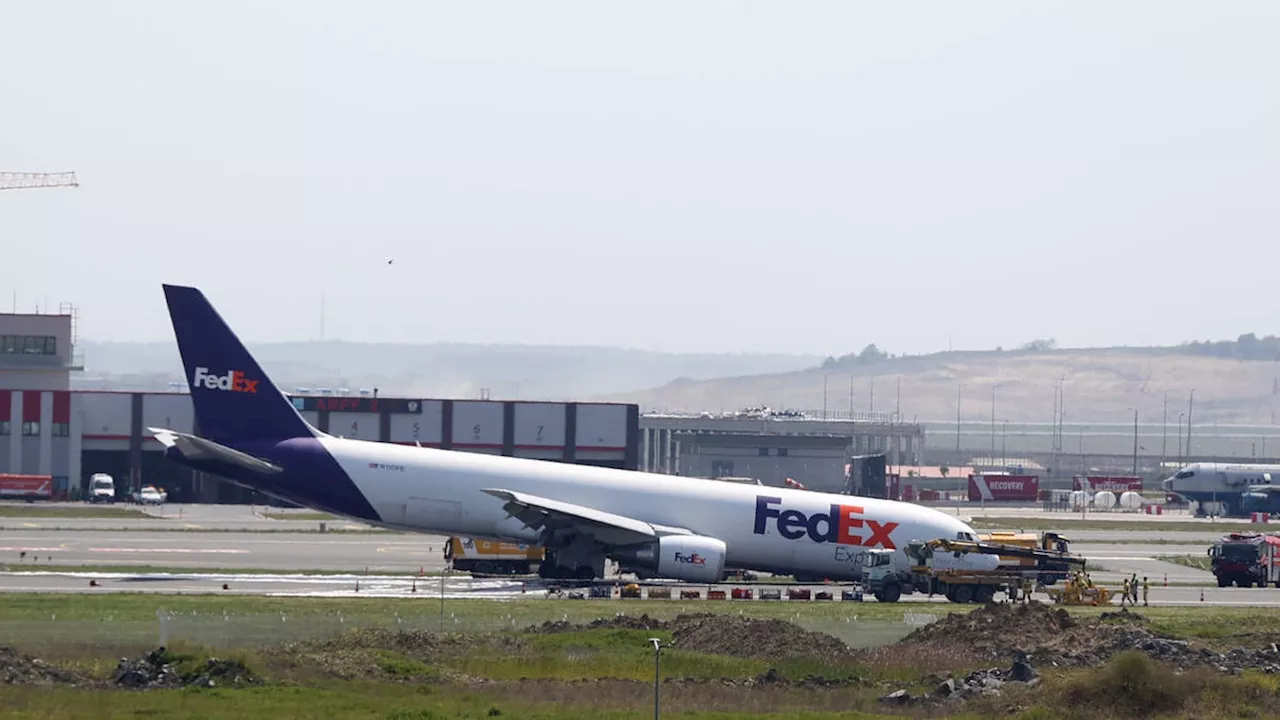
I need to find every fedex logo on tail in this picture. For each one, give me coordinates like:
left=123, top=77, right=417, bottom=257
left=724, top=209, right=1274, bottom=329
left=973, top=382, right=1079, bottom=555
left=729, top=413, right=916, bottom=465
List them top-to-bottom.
left=192, top=367, right=259, bottom=394
left=753, top=496, right=898, bottom=549
left=673, top=552, right=707, bottom=565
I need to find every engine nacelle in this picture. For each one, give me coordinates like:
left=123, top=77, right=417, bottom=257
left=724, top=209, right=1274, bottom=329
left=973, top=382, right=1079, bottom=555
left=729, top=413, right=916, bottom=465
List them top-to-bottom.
left=613, top=534, right=727, bottom=583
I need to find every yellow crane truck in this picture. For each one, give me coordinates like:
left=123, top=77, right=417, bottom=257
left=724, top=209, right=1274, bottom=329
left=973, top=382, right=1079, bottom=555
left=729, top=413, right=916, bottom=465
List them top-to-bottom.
left=863, top=533, right=1086, bottom=604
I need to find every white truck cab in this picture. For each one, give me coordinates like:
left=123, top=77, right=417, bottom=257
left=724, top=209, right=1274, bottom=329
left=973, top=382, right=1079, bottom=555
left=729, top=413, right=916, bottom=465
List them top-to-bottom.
left=89, top=473, right=116, bottom=504
left=863, top=541, right=1003, bottom=603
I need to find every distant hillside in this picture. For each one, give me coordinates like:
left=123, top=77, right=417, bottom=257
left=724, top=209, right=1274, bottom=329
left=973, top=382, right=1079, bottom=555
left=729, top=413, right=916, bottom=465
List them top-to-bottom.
left=596, top=336, right=1280, bottom=425
left=73, top=340, right=822, bottom=400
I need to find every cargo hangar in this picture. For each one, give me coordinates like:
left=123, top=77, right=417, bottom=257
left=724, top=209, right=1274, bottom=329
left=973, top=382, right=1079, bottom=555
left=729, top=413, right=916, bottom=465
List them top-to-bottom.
left=0, top=306, right=639, bottom=502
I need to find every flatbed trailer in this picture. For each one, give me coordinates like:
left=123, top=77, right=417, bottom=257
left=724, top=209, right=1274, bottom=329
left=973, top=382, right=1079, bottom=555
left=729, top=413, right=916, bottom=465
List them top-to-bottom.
left=864, top=535, right=1087, bottom=603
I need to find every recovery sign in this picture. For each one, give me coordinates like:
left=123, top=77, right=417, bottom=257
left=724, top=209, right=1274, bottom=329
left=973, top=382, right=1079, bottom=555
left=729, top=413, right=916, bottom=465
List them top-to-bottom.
left=752, top=496, right=898, bottom=549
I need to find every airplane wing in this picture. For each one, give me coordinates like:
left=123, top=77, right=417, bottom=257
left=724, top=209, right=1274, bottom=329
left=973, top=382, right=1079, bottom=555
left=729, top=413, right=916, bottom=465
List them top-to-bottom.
left=149, top=427, right=284, bottom=476
left=480, top=488, right=691, bottom=546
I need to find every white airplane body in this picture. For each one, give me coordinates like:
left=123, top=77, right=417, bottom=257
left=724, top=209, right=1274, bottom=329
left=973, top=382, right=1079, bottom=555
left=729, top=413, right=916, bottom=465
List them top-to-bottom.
left=152, top=284, right=980, bottom=583
left=1163, top=461, right=1280, bottom=517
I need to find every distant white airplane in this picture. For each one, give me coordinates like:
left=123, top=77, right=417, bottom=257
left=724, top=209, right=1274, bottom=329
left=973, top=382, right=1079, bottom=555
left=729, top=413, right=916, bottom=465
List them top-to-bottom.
left=150, top=284, right=980, bottom=583
left=1163, top=462, right=1280, bottom=517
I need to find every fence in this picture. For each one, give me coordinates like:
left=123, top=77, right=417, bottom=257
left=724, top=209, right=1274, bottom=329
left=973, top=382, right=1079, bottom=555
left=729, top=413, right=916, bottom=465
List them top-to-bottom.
left=0, top=608, right=938, bottom=657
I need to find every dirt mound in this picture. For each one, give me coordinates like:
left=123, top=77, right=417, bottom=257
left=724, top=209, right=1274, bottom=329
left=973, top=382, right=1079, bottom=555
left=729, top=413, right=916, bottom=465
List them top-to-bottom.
left=896, top=602, right=1075, bottom=662
left=895, top=603, right=1280, bottom=673
left=1098, top=608, right=1149, bottom=624
left=526, top=613, right=853, bottom=661
left=530, top=613, right=671, bottom=634
left=668, top=614, right=853, bottom=661
left=0, top=646, right=86, bottom=686
left=113, top=647, right=262, bottom=690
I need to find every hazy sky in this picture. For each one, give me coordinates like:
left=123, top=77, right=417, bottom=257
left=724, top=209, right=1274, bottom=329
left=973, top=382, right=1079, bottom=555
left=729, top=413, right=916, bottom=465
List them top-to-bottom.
left=2, top=1, right=1277, bottom=357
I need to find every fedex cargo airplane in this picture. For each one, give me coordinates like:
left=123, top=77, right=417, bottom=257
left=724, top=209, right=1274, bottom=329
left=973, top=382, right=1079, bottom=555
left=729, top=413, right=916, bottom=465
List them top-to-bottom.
left=151, top=284, right=981, bottom=583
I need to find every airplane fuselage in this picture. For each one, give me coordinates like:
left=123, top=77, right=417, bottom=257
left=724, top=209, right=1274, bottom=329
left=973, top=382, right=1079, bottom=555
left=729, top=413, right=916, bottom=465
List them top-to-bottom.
left=180, top=434, right=977, bottom=581
left=1162, top=462, right=1280, bottom=517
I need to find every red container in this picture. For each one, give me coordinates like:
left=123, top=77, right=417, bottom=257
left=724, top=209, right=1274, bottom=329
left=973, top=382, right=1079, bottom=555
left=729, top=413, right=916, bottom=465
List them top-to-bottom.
left=968, top=474, right=1039, bottom=501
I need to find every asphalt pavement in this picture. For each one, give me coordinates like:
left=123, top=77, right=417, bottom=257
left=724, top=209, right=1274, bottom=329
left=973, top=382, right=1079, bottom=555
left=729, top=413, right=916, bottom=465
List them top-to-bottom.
left=0, top=501, right=1246, bottom=604
left=0, top=531, right=452, bottom=572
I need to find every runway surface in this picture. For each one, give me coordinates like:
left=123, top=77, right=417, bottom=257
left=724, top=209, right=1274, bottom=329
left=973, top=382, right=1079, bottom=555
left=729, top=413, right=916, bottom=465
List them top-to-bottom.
left=0, top=501, right=1246, bottom=603
left=0, top=503, right=375, bottom=533
left=0, top=531, right=451, bottom=572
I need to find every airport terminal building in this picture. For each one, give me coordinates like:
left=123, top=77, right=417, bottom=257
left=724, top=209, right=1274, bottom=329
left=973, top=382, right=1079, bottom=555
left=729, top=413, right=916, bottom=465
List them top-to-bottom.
left=0, top=308, right=639, bottom=502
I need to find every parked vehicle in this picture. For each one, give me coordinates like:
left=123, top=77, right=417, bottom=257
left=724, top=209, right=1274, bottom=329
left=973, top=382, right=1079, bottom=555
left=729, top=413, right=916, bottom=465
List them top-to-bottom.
left=89, top=473, right=116, bottom=504
left=0, top=474, right=52, bottom=502
left=130, top=485, right=167, bottom=505
left=1208, top=532, right=1280, bottom=588
left=864, top=533, right=1086, bottom=603
left=444, top=536, right=544, bottom=575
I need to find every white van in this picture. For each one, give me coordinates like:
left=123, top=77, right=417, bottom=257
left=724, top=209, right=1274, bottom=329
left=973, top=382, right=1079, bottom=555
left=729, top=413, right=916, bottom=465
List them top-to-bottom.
left=89, top=473, right=115, bottom=504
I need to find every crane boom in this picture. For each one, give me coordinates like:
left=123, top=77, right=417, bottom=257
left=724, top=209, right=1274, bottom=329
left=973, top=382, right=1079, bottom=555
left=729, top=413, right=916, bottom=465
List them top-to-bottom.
left=0, top=172, right=79, bottom=191
left=915, top=537, right=1087, bottom=567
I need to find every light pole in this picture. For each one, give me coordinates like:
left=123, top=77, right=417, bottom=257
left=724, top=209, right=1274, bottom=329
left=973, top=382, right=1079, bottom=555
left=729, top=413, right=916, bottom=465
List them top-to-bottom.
left=990, top=385, right=998, bottom=467
left=1132, top=408, right=1139, bottom=476
left=1177, top=413, right=1185, bottom=465
left=1001, top=420, right=1008, bottom=467
left=648, top=637, right=663, bottom=719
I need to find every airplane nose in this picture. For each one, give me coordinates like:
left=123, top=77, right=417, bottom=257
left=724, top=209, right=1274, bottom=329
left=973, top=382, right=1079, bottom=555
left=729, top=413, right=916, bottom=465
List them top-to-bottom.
left=1161, top=476, right=1173, bottom=491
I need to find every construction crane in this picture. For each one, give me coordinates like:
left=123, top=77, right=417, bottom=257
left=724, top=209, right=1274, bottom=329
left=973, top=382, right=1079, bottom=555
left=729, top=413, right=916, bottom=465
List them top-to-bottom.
left=0, top=172, right=79, bottom=191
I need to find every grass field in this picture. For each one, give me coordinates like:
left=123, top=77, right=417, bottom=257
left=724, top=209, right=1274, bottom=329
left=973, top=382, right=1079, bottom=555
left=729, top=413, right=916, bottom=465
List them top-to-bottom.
left=0, top=505, right=153, bottom=519
left=1159, top=555, right=1213, bottom=572
left=0, top=591, right=1274, bottom=712
left=0, top=593, right=933, bottom=624
left=0, top=594, right=1277, bottom=643
left=1, top=595, right=1279, bottom=718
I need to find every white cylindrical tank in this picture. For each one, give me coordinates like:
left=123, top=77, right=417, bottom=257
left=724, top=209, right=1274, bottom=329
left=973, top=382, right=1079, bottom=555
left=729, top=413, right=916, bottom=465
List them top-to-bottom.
left=1070, top=490, right=1088, bottom=510
left=1094, top=491, right=1117, bottom=510
left=1119, top=491, right=1143, bottom=510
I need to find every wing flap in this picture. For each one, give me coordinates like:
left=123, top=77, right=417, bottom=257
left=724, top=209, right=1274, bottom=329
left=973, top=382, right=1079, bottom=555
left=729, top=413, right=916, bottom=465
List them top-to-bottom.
left=480, top=488, right=685, bottom=546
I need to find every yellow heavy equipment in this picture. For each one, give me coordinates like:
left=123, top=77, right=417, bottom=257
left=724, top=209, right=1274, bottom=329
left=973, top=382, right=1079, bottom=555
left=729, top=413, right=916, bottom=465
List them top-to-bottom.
left=1045, top=576, right=1114, bottom=606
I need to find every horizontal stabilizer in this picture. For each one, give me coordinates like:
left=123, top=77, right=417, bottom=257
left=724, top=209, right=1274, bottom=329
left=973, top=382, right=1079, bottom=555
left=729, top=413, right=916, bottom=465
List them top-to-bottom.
left=149, top=427, right=283, bottom=476
left=481, top=488, right=669, bottom=546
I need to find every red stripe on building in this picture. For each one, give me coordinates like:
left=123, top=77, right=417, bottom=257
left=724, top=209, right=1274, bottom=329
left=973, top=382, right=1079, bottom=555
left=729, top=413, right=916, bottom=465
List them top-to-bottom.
left=0, top=391, right=9, bottom=421
left=21, top=391, right=41, bottom=423
left=52, top=391, right=70, bottom=424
